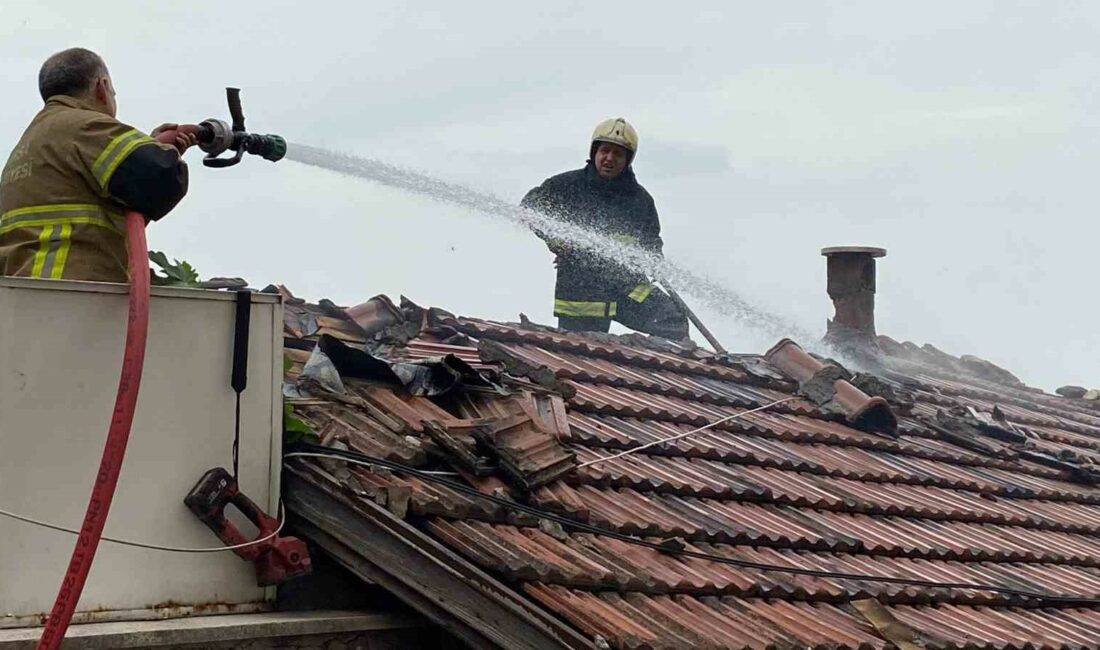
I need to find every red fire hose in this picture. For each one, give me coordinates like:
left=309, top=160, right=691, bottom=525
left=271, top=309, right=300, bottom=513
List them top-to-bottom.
left=36, top=210, right=150, bottom=649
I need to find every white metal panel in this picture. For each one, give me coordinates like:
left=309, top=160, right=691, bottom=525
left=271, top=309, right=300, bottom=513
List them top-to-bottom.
left=0, top=278, right=282, bottom=619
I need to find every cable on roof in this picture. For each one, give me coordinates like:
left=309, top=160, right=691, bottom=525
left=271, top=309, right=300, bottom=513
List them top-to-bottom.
left=575, top=396, right=798, bottom=469
left=286, top=445, right=1100, bottom=607
left=0, top=502, right=286, bottom=553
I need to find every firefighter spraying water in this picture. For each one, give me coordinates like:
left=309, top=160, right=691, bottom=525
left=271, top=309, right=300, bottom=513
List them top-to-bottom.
left=520, top=118, right=689, bottom=340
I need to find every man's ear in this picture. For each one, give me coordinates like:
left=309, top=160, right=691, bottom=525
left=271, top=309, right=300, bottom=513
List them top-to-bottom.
left=91, top=76, right=117, bottom=116
left=92, top=77, right=107, bottom=103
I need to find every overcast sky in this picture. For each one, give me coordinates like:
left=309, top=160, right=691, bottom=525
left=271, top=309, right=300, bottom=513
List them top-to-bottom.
left=3, top=1, right=1097, bottom=390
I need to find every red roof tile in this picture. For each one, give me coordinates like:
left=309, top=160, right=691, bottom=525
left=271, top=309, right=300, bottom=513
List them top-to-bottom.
left=283, top=299, right=1100, bottom=649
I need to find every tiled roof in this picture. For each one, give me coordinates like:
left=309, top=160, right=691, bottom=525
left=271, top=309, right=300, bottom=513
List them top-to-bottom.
left=279, top=289, right=1100, bottom=650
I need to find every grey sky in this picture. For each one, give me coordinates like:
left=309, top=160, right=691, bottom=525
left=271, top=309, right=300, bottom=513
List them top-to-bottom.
left=3, top=1, right=1097, bottom=390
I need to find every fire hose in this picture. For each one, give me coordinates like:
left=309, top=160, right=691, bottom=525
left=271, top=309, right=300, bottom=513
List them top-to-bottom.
left=35, top=88, right=290, bottom=650
left=35, top=210, right=150, bottom=650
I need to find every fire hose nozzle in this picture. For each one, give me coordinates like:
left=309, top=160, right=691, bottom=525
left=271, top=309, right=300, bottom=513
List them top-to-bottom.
left=195, top=88, right=287, bottom=168
left=151, top=89, right=286, bottom=168
left=197, top=118, right=234, bottom=157
left=194, top=120, right=285, bottom=163
left=245, top=133, right=287, bottom=162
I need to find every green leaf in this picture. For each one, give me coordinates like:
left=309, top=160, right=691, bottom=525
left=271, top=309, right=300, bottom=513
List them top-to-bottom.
left=148, top=250, right=202, bottom=287
left=148, top=250, right=170, bottom=268
left=283, top=403, right=318, bottom=444
left=284, top=428, right=320, bottom=445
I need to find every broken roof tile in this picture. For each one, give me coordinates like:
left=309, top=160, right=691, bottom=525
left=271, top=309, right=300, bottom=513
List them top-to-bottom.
left=282, top=297, right=1100, bottom=650
left=472, top=412, right=577, bottom=491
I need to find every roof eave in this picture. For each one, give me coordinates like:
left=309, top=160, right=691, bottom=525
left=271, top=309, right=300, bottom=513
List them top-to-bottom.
left=284, top=468, right=596, bottom=650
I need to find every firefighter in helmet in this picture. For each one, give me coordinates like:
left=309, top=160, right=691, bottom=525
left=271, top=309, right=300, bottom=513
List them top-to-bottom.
left=521, top=118, right=689, bottom=339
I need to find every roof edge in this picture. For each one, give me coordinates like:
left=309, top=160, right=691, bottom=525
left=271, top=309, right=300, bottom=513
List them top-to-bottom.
left=284, top=469, right=595, bottom=650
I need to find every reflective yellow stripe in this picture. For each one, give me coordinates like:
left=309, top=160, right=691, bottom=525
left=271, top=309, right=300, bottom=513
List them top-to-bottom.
left=92, top=129, right=154, bottom=188
left=92, top=130, right=142, bottom=182
left=99, top=135, right=155, bottom=188
left=2, top=203, right=103, bottom=219
left=0, top=204, right=122, bottom=236
left=2, top=204, right=121, bottom=280
left=0, top=214, right=120, bottom=236
left=49, top=223, right=73, bottom=279
left=30, top=225, right=54, bottom=277
left=608, top=233, right=640, bottom=245
left=628, top=282, right=654, bottom=303
left=554, top=299, right=616, bottom=318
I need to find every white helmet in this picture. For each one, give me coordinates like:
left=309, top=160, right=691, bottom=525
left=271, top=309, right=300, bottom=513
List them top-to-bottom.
left=591, top=117, right=638, bottom=162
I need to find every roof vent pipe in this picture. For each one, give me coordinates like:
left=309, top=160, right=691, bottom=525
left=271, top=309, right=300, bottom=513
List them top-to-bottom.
left=821, top=246, right=886, bottom=349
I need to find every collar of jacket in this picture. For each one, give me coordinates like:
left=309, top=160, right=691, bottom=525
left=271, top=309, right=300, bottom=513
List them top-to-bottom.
left=45, top=94, right=109, bottom=113
left=584, top=160, right=639, bottom=191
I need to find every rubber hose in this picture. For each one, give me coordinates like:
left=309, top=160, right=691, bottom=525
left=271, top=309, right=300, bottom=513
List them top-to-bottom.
left=37, top=210, right=151, bottom=649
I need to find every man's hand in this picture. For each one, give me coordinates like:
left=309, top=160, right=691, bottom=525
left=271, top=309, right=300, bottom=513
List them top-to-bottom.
left=151, top=123, right=199, bottom=155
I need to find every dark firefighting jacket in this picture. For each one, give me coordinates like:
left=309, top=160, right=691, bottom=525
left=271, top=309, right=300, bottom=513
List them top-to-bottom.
left=0, top=95, right=188, bottom=283
left=521, top=161, right=662, bottom=318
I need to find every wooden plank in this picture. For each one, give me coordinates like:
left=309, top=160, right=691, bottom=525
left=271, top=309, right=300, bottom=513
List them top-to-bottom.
left=287, top=517, right=496, bottom=650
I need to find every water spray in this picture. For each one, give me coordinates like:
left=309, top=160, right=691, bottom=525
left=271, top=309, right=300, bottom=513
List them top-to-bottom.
left=285, top=144, right=822, bottom=351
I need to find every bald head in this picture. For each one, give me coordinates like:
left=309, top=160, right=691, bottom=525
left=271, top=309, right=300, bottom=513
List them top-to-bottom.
left=38, top=48, right=109, bottom=102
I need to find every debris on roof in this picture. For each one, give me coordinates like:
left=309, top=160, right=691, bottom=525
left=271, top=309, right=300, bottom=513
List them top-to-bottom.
left=280, top=293, right=1100, bottom=650
left=875, top=334, right=1024, bottom=388
left=764, top=338, right=897, bottom=435
left=1058, top=385, right=1089, bottom=399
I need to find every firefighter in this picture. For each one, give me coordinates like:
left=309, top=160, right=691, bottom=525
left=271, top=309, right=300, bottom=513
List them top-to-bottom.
left=0, top=47, right=195, bottom=283
left=521, top=118, right=689, bottom=340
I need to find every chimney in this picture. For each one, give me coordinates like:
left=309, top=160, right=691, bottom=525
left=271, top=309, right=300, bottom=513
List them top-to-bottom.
left=821, top=246, right=886, bottom=349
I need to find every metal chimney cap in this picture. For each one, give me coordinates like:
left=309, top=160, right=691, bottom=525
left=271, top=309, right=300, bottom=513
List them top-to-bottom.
left=821, top=246, right=887, bottom=258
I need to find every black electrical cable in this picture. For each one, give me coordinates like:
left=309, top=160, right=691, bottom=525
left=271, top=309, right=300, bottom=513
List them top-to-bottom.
left=287, top=443, right=1100, bottom=607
